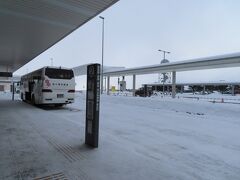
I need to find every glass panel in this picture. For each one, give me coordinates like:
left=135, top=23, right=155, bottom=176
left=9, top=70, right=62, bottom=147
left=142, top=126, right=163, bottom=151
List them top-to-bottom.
left=45, top=68, right=74, bottom=79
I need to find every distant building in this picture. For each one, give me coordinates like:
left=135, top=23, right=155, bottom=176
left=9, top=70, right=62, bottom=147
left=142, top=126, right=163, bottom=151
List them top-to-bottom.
left=0, top=76, right=20, bottom=92
left=142, top=82, right=240, bottom=95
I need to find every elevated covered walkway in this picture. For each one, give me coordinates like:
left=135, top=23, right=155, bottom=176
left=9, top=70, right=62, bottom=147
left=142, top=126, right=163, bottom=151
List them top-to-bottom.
left=102, top=53, right=240, bottom=97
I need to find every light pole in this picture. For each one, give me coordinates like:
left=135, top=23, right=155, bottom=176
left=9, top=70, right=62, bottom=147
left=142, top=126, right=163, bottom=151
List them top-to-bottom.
left=99, top=16, right=105, bottom=94
left=158, top=49, right=170, bottom=95
left=158, top=49, right=170, bottom=60
left=50, top=58, right=53, bottom=66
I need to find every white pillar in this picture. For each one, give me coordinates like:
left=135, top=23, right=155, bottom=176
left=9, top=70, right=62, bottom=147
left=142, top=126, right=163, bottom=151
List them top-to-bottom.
left=172, top=71, right=176, bottom=98
left=133, top=74, right=136, bottom=96
left=104, top=76, right=106, bottom=92
left=107, top=76, right=110, bottom=95
left=203, top=85, right=206, bottom=95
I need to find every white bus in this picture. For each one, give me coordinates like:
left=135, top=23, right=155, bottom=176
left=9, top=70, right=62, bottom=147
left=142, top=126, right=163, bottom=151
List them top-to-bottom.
left=20, top=66, right=75, bottom=106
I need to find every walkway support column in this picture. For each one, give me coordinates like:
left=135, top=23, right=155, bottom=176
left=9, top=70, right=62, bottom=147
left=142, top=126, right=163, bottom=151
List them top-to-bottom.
left=172, top=71, right=176, bottom=98
left=132, top=74, right=136, bottom=96
left=104, top=76, right=106, bottom=92
left=107, top=76, right=110, bottom=95
left=12, top=82, right=15, bottom=101
left=232, top=85, right=235, bottom=96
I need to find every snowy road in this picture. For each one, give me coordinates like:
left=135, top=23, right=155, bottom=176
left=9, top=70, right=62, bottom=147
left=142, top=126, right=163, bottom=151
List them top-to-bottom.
left=1, top=92, right=239, bottom=179
left=69, top=94, right=240, bottom=180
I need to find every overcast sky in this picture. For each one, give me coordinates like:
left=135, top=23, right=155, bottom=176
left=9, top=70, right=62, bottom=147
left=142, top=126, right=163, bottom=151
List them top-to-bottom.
left=14, top=0, right=240, bottom=90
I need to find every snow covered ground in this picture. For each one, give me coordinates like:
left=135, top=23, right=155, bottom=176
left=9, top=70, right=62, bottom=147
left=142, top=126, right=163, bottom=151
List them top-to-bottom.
left=1, top=92, right=240, bottom=179
left=68, top=92, right=240, bottom=179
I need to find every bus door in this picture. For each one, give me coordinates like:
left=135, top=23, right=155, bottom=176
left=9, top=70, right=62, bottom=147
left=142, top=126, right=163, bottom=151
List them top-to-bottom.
left=32, top=76, right=42, bottom=104
left=26, top=81, right=34, bottom=101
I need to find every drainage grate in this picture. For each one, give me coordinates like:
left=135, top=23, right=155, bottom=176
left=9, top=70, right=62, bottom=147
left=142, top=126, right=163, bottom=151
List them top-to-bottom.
left=34, top=172, right=67, bottom=180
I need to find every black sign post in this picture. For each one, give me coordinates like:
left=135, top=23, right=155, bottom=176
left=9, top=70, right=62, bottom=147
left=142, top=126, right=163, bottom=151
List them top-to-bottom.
left=85, top=64, right=100, bottom=148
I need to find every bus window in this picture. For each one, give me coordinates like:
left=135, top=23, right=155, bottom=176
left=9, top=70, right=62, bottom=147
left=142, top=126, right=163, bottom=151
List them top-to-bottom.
left=45, top=68, right=74, bottom=79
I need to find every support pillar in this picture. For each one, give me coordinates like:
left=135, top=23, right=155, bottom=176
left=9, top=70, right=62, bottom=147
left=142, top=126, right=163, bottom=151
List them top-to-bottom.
left=172, top=71, right=176, bottom=98
left=132, top=74, right=136, bottom=96
left=104, top=76, right=106, bottom=92
left=107, top=76, right=110, bottom=95
left=12, top=82, right=15, bottom=101
left=163, top=83, right=165, bottom=95
left=144, top=84, right=148, bottom=97
left=181, top=85, right=183, bottom=94
left=203, top=85, right=206, bottom=95
left=232, top=85, right=235, bottom=96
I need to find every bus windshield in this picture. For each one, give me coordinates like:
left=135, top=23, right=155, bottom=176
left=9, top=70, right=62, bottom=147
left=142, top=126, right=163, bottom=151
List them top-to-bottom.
left=45, top=68, right=74, bottom=79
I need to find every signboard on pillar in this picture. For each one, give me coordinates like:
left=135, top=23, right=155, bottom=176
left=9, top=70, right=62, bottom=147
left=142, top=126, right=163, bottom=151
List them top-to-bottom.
left=85, top=64, right=100, bottom=148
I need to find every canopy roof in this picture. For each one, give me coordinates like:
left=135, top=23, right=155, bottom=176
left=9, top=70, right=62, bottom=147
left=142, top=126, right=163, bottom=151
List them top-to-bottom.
left=0, top=0, right=118, bottom=74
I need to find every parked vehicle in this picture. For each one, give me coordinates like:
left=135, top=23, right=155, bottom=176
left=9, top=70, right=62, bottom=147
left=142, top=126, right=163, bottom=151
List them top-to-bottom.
left=20, top=66, right=75, bottom=106
left=135, top=87, right=153, bottom=97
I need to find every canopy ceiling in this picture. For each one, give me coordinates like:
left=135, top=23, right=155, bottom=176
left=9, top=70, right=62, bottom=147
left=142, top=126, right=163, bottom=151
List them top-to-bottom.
left=0, top=0, right=119, bottom=73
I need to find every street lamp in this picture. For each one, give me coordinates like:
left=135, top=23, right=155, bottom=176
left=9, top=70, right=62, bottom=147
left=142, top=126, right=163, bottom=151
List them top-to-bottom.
left=99, top=16, right=105, bottom=94
left=158, top=49, right=170, bottom=95
left=158, top=49, right=170, bottom=61
left=50, top=58, right=53, bottom=66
